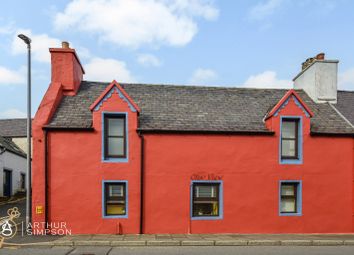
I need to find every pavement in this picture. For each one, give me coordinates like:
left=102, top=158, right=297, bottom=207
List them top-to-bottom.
left=2, top=199, right=354, bottom=248
left=4, top=233, right=354, bottom=248
left=3, top=246, right=354, bottom=255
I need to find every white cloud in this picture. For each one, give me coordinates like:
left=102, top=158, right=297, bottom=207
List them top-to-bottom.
left=54, top=0, right=219, bottom=48
left=169, top=0, right=219, bottom=20
left=248, top=0, right=284, bottom=21
left=0, top=23, right=14, bottom=35
left=11, top=29, right=61, bottom=63
left=75, top=46, right=92, bottom=60
left=137, top=54, right=162, bottom=67
left=84, top=57, right=135, bottom=83
left=0, top=66, right=25, bottom=85
left=189, top=68, right=218, bottom=85
left=339, top=68, right=354, bottom=91
left=243, top=71, right=292, bottom=88
left=0, top=109, right=26, bottom=119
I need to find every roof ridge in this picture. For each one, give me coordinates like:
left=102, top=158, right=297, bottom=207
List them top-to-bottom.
left=82, top=80, right=292, bottom=91
left=338, top=90, right=354, bottom=93
left=0, top=118, right=29, bottom=121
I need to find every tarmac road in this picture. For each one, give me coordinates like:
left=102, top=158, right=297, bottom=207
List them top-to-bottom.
left=0, top=198, right=26, bottom=224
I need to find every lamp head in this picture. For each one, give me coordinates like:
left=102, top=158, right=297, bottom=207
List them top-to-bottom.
left=18, top=34, right=31, bottom=45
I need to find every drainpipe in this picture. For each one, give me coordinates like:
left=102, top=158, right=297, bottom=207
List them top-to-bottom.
left=44, top=130, right=48, bottom=226
left=138, top=132, right=145, bottom=234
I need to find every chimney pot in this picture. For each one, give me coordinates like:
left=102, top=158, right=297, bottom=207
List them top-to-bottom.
left=62, top=41, right=70, bottom=49
left=316, top=53, right=325, bottom=60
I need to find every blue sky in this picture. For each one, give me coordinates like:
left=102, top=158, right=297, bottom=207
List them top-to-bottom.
left=0, top=0, right=354, bottom=119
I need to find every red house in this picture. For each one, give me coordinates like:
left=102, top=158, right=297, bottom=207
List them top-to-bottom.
left=32, top=43, right=354, bottom=234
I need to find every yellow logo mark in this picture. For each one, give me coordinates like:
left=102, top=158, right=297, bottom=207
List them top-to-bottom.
left=36, top=206, right=43, bottom=214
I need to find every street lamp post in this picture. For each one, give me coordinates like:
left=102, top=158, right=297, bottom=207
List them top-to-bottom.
left=17, top=34, right=32, bottom=228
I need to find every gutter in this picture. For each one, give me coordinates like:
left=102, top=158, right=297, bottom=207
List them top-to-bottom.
left=43, top=126, right=94, bottom=131
left=137, top=129, right=275, bottom=136
left=44, top=130, right=49, bottom=226
left=310, top=132, right=354, bottom=137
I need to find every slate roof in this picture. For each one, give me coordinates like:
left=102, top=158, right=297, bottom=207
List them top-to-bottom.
left=47, top=81, right=354, bottom=135
left=336, top=91, right=354, bottom=126
left=0, top=118, right=28, bottom=137
left=0, top=135, right=26, bottom=158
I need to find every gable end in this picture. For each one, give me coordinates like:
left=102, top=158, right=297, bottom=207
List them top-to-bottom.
left=90, top=81, right=140, bottom=113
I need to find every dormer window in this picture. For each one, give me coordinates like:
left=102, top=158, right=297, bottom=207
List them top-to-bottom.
left=103, top=113, right=127, bottom=160
left=280, top=116, right=303, bottom=164
left=281, top=119, right=299, bottom=159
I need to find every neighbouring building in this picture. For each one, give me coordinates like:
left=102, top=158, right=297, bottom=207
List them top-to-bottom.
left=32, top=43, right=354, bottom=234
left=0, top=118, right=31, bottom=154
left=0, top=136, right=26, bottom=197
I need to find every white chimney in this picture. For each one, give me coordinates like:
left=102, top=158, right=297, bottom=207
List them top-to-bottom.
left=293, top=53, right=339, bottom=104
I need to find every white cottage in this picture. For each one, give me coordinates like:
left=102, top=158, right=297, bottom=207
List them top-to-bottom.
left=0, top=136, right=26, bottom=197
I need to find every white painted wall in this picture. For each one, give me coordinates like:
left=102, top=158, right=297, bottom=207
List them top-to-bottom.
left=293, top=60, right=338, bottom=104
left=11, top=137, right=32, bottom=154
left=0, top=150, right=26, bottom=197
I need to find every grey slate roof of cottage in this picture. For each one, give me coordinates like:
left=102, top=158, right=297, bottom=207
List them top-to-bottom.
left=47, top=81, right=354, bottom=135
left=336, top=91, right=354, bottom=126
left=0, top=118, right=28, bottom=137
left=0, top=135, right=26, bottom=158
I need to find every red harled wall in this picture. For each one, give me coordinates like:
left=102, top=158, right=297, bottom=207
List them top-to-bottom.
left=32, top=46, right=353, bottom=234
left=45, top=91, right=141, bottom=234
left=142, top=98, right=353, bottom=233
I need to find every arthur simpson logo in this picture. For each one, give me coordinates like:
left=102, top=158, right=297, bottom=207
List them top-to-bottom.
left=0, top=206, right=71, bottom=247
left=0, top=207, right=21, bottom=247
left=25, top=221, right=72, bottom=236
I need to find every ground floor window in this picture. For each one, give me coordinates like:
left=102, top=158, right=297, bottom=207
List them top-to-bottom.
left=103, top=181, right=127, bottom=218
left=191, top=181, right=223, bottom=219
left=279, top=181, right=302, bottom=216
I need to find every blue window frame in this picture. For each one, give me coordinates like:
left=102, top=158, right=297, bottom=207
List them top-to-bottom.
left=102, top=112, right=128, bottom=162
left=279, top=116, right=303, bottom=164
left=102, top=180, right=128, bottom=218
left=191, top=180, right=223, bottom=220
left=279, top=180, right=302, bottom=216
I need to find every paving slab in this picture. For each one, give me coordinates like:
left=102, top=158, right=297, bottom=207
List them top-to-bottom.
left=52, top=240, right=74, bottom=246
left=74, top=240, right=110, bottom=246
left=111, top=240, right=146, bottom=246
left=147, top=240, right=181, bottom=246
left=181, top=240, right=215, bottom=246
left=215, top=240, right=248, bottom=246
left=248, top=240, right=281, bottom=246
left=281, top=240, right=312, bottom=246
left=312, top=240, right=344, bottom=246
left=344, top=240, right=354, bottom=245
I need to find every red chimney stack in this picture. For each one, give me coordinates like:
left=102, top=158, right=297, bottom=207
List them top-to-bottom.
left=49, top=41, right=85, bottom=95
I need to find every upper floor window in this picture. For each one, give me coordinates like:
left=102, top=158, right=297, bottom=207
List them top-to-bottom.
left=104, top=114, right=126, bottom=159
left=281, top=118, right=299, bottom=160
